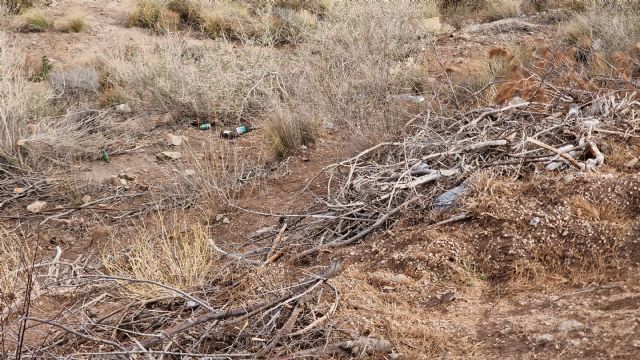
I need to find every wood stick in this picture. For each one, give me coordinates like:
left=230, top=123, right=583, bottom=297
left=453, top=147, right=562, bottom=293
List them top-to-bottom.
left=526, top=137, right=584, bottom=170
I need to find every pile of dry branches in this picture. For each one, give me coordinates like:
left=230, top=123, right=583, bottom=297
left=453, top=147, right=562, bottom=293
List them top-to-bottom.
left=233, top=76, right=640, bottom=264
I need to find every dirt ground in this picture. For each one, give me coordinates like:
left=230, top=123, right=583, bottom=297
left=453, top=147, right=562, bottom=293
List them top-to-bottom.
left=2, top=1, right=639, bottom=359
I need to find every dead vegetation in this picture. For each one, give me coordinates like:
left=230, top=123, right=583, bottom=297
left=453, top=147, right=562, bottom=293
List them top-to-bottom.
left=2, top=1, right=640, bottom=359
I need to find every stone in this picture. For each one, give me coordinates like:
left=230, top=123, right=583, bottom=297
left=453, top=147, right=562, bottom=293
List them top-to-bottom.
left=115, top=103, right=132, bottom=113
left=165, top=133, right=185, bottom=146
left=156, top=151, right=182, bottom=161
left=184, top=169, right=196, bottom=176
left=119, top=172, right=136, bottom=181
left=14, top=187, right=25, bottom=193
left=81, top=195, right=92, bottom=204
left=26, top=200, right=47, bottom=213
left=215, top=214, right=225, bottom=222
left=222, top=217, right=230, bottom=224
left=529, top=217, right=541, bottom=226
left=440, top=291, right=456, bottom=302
left=558, top=320, right=584, bottom=332
left=535, top=334, right=554, bottom=345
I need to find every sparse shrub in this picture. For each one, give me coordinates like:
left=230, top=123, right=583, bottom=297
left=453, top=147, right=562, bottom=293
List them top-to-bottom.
left=1, top=0, right=33, bottom=14
left=129, top=0, right=179, bottom=33
left=167, top=0, right=203, bottom=26
left=269, top=0, right=333, bottom=16
left=483, top=0, right=522, bottom=21
left=201, top=3, right=255, bottom=40
left=562, top=4, right=640, bottom=53
left=262, top=6, right=318, bottom=44
left=21, top=10, right=54, bottom=32
left=64, top=16, right=86, bottom=32
left=27, top=55, right=53, bottom=82
left=99, top=87, right=127, bottom=107
left=266, top=108, right=315, bottom=158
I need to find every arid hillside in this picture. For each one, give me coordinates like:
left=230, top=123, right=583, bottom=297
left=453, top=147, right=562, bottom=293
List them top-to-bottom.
left=1, top=0, right=640, bottom=359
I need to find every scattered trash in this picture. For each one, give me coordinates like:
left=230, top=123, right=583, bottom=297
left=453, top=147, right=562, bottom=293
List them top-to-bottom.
left=199, top=123, right=212, bottom=130
left=221, top=124, right=253, bottom=139
left=101, top=150, right=110, bottom=163
left=433, top=183, right=467, bottom=210
left=27, top=200, right=47, bottom=213
left=185, top=300, right=199, bottom=309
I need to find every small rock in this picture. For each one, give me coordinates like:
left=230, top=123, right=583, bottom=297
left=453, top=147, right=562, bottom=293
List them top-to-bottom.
left=509, top=96, right=527, bottom=106
left=115, top=103, right=132, bottom=113
left=165, top=133, right=185, bottom=146
left=156, top=151, right=182, bottom=161
left=184, top=169, right=196, bottom=176
left=119, top=172, right=136, bottom=181
left=563, top=175, right=574, bottom=184
left=119, top=178, right=128, bottom=186
left=14, top=187, right=25, bottom=193
left=81, top=195, right=92, bottom=204
left=26, top=200, right=47, bottom=213
left=215, top=214, right=225, bottom=222
left=222, top=217, right=230, bottom=224
left=529, top=217, right=541, bottom=226
left=92, top=225, right=110, bottom=243
left=382, top=286, right=395, bottom=293
left=440, top=291, right=456, bottom=302
left=185, top=300, right=199, bottom=309
left=559, top=320, right=584, bottom=332
left=536, top=334, right=554, bottom=345
left=632, top=340, right=640, bottom=348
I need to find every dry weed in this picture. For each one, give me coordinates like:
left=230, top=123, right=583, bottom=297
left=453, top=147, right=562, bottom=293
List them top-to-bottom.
left=1, top=0, right=32, bottom=14
left=129, top=0, right=179, bottom=33
left=483, top=0, right=523, bottom=21
left=62, top=15, right=86, bottom=33
left=99, top=35, right=283, bottom=123
left=103, top=222, right=233, bottom=299
left=0, top=227, right=32, bottom=310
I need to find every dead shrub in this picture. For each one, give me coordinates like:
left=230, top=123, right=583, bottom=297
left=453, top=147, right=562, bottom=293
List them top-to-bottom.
left=1, top=0, right=33, bottom=14
left=167, top=0, right=203, bottom=26
left=267, top=0, right=333, bottom=16
left=483, top=0, right=522, bottom=21
left=292, top=1, right=432, bottom=137
left=562, top=3, right=640, bottom=53
left=260, top=6, right=318, bottom=44
left=62, top=15, right=86, bottom=33
left=0, top=33, right=52, bottom=164
left=99, top=35, right=283, bottom=123
left=49, top=66, right=100, bottom=95
left=0, top=227, right=32, bottom=312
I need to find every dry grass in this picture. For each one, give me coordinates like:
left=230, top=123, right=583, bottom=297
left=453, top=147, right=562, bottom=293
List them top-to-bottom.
left=129, top=0, right=179, bottom=33
left=267, top=0, right=333, bottom=15
left=483, top=0, right=522, bottom=21
left=562, top=2, right=640, bottom=53
left=200, top=3, right=255, bottom=40
left=21, top=10, right=54, bottom=32
left=63, top=15, right=86, bottom=33
left=99, top=35, right=283, bottom=123
left=266, top=107, right=315, bottom=158
left=102, top=222, right=231, bottom=299
left=0, top=227, right=32, bottom=310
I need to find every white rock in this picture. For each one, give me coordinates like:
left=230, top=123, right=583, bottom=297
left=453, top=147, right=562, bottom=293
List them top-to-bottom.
left=115, top=103, right=132, bottom=113
left=165, top=133, right=185, bottom=146
left=156, top=151, right=182, bottom=161
left=184, top=169, right=196, bottom=176
left=81, top=195, right=92, bottom=204
left=27, top=201, right=47, bottom=213
left=222, top=217, right=230, bottom=224
left=529, top=217, right=541, bottom=226
left=558, top=320, right=584, bottom=332
left=536, top=334, right=554, bottom=345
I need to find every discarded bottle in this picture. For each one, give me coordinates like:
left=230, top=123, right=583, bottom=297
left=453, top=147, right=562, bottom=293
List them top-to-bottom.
left=199, top=123, right=212, bottom=130
left=221, top=125, right=253, bottom=139
left=101, top=150, right=110, bottom=163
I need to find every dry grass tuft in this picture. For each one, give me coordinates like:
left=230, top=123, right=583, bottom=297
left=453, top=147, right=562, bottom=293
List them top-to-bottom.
left=1, top=0, right=33, bottom=15
left=129, top=0, right=179, bottom=33
left=167, top=0, right=203, bottom=26
left=268, top=0, right=333, bottom=15
left=483, top=0, right=522, bottom=21
left=201, top=3, right=255, bottom=40
left=21, top=10, right=54, bottom=32
left=63, top=15, right=86, bottom=33
left=266, top=107, right=315, bottom=158
left=103, top=222, right=230, bottom=299
left=0, top=227, right=32, bottom=309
